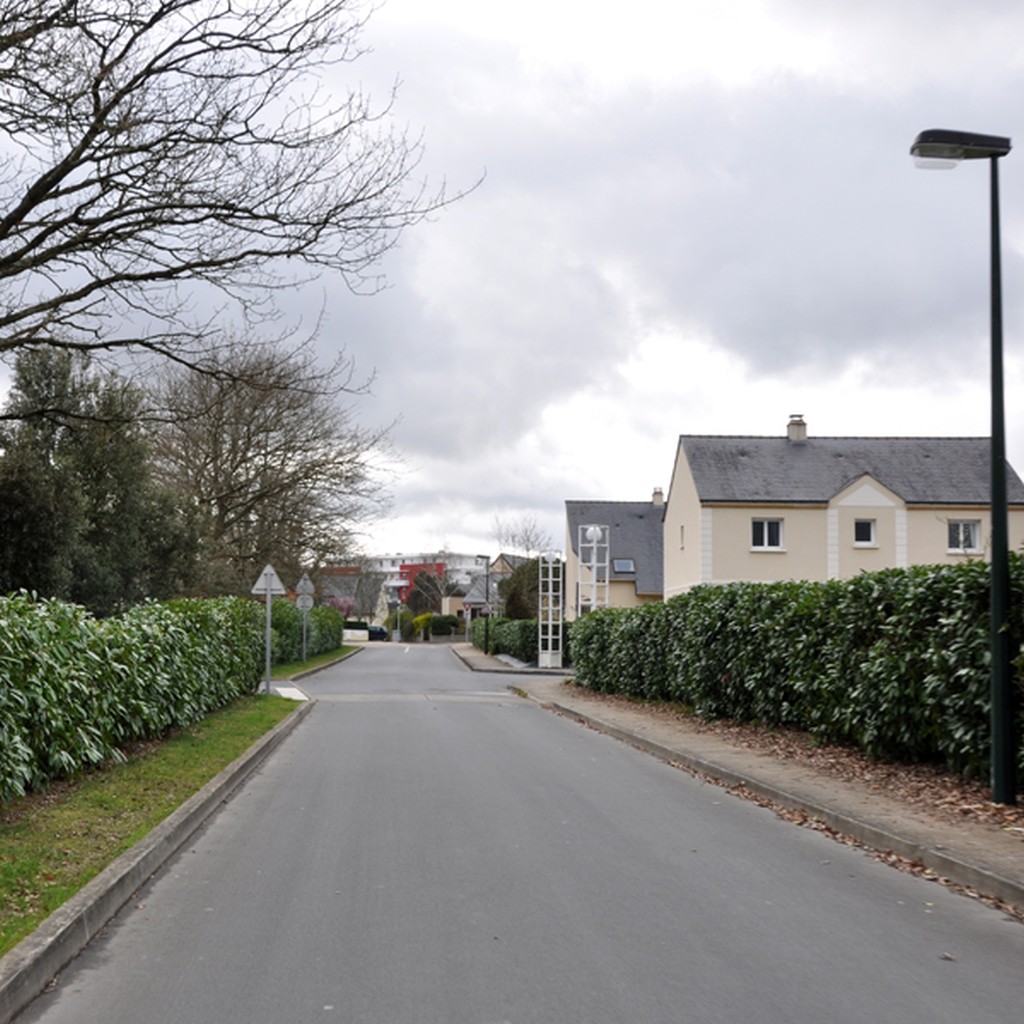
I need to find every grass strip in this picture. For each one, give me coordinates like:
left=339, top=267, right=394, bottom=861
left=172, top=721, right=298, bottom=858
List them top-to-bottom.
left=271, top=644, right=356, bottom=679
left=0, top=693, right=297, bottom=957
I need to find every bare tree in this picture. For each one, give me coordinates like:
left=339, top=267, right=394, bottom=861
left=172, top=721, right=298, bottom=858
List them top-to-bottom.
left=0, top=0, right=456, bottom=371
left=151, top=337, right=391, bottom=594
left=493, top=513, right=553, bottom=557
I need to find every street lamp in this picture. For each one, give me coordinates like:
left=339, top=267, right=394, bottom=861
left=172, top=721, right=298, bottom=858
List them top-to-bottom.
left=910, top=128, right=1016, bottom=805
left=476, top=554, right=492, bottom=653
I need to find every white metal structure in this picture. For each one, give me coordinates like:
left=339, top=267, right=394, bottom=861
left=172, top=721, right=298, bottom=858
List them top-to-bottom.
left=577, top=524, right=609, bottom=615
left=538, top=553, right=564, bottom=669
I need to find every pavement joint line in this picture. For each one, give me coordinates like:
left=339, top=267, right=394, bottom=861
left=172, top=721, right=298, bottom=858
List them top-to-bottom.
left=520, top=689, right=1024, bottom=914
left=311, top=692, right=515, bottom=703
left=0, top=699, right=316, bottom=1024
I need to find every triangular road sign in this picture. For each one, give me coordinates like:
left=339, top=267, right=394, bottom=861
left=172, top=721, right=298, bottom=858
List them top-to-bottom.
left=251, top=563, right=287, bottom=596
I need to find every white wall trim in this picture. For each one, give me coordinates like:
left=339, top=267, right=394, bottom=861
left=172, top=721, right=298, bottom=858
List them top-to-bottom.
left=701, top=507, right=713, bottom=582
left=827, top=508, right=839, bottom=579
left=896, top=508, right=908, bottom=568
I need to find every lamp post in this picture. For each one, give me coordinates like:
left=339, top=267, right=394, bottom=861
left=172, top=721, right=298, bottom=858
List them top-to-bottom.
left=910, top=128, right=1016, bottom=804
left=476, top=554, right=491, bottom=653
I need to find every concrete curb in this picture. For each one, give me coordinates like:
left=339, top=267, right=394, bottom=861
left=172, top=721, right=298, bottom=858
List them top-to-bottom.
left=450, top=645, right=573, bottom=676
left=288, top=647, right=361, bottom=681
left=529, top=694, right=1024, bottom=913
left=0, top=699, right=315, bottom=1024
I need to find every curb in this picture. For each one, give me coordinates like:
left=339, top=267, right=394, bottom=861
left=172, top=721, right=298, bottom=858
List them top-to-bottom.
left=450, top=645, right=572, bottom=676
left=288, top=647, right=361, bottom=681
left=527, top=693, right=1024, bottom=914
left=0, top=699, right=315, bottom=1024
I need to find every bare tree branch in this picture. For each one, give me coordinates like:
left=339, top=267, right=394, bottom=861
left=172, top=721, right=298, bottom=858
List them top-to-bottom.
left=0, top=0, right=465, bottom=366
left=150, top=335, right=392, bottom=592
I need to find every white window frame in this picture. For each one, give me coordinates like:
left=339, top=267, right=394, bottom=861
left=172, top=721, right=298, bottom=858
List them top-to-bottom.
left=751, top=517, right=784, bottom=551
left=854, top=519, right=876, bottom=547
left=947, top=519, right=981, bottom=554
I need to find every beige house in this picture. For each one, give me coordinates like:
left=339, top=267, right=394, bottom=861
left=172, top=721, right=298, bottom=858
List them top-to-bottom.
left=663, top=416, right=1024, bottom=598
left=565, top=495, right=665, bottom=620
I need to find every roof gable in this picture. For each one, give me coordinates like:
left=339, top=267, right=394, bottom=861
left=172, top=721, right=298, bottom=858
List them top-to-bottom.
left=679, top=435, right=1024, bottom=506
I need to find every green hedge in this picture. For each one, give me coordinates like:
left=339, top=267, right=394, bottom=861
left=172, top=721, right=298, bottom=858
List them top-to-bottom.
left=571, top=560, right=1024, bottom=782
left=0, top=595, right=266, bottom=800
left=269, top=600, right=343, bottom=662
left=430, top=614, right=461, bottom=637
left=470, top=616, right=574, bottom=663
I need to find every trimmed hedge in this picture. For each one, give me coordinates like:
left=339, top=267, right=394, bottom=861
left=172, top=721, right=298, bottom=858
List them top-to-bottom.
left=571, top=560, right=1024, bottom=782
left=1, top=595, right=268, bottom=801
left=270, top=599, right=344, bottom=662
left=430, top=614, right=461, bottom=637
left=471, top=616, right=574, bottom=664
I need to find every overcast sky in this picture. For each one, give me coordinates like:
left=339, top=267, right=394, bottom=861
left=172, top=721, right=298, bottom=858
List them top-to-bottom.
left=310, top=1, right=1024, bottom=557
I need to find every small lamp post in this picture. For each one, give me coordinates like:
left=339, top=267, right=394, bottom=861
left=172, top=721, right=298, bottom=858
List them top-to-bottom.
left=910, top=128, right=1016, bottom=805
left=476, top=554, right=491, bottom=653
left=388, top=599, right=399, bottom=643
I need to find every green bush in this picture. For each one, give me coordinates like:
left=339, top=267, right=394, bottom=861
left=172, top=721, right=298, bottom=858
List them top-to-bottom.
left=571, top=559, right=1024, bottom=783
left=0, top=594, right=265, bottom=801
left=308, top=605, right=344, bottom=655
left=387, top=608, right=416, bottom=641
left=429, top=614, right=460, bottom=636
left=470, top=617, right=537, bottom=662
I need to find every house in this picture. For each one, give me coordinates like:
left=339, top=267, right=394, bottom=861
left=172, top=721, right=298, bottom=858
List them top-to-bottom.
left=662, top=415, right=1024, bottom=598
left=564, top=493, right=665, bottom=620
left=455, top=555, right=521, bottom=622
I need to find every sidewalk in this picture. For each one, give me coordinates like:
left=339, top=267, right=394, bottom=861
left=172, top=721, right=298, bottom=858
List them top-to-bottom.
left=451, top=644, right=1024, bottom=915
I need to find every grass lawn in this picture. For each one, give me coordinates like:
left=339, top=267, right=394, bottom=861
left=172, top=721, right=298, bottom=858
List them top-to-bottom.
left=271, top=644, right=356, bottom=679
left=0, top=693, right=299, bottom=958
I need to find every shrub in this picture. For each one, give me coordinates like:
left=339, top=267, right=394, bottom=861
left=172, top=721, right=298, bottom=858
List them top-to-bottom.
left=570, top=559, right=1024, bottom=783
left=0, top=594, right=264, bottom=801
left=429, top=614, right=460, bottom=637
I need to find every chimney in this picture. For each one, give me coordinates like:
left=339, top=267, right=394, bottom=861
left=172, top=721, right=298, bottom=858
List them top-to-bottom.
left=787, top=414, right=807, bottom=443
left=652, top=487, right=664, bottom=506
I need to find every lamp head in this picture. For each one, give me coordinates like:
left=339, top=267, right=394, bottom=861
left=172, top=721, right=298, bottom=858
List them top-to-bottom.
left=911, top=128, right=1011, bottom=168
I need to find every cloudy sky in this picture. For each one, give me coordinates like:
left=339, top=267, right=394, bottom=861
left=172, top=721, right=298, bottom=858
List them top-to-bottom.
left=318, top=0, right=1024, bottom=558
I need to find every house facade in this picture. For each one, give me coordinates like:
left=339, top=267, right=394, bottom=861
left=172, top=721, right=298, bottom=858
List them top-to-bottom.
left=663, top=416, right=1024, bottom=598
left=564, top=494, right=665, bottom=620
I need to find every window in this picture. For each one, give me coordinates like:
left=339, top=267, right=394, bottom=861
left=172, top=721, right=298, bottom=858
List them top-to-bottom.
left=751, top=518, right=783, bottom=550
left=854, top=519, right=876, bottom=546
left=948, top=519, right=980, bottom=553
left=679, top=524, right=685, bottom=549
left=612, top=558, right=635, bottom=573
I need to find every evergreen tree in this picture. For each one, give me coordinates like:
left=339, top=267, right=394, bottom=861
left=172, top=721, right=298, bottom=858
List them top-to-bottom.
left=0, top=349, right=197, bottom=613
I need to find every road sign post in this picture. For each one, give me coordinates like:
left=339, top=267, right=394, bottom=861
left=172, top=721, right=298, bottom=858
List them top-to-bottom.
left=251, top=564, right=287, bottom=693
left=296, top=573, right=315, bottom=663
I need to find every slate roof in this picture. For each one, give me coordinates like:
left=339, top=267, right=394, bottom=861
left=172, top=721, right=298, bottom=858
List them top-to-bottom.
left=679, top=435, right=1024, bottom=506
left=565, top=500, right=664, bottom=597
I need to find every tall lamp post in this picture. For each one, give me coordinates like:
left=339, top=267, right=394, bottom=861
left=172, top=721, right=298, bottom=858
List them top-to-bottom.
left=910, top=128, right=1016, bottom=805
left=476, top=554, right=492, bottom=653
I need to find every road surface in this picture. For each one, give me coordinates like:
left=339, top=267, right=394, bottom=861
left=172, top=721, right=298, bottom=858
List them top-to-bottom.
left=19, top=643, right=1024, bottom=1022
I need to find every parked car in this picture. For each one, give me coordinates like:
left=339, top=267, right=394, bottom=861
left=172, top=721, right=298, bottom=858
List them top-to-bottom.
left=367, top=625, right=389, bottom=641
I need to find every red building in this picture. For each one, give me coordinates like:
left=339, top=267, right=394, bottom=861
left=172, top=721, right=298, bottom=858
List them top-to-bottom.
left=397, top=561, right=445, bottom=603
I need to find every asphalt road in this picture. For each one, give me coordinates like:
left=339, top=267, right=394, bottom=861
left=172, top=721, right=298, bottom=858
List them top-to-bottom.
left=19, top=644, right=1024, bottom=1023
